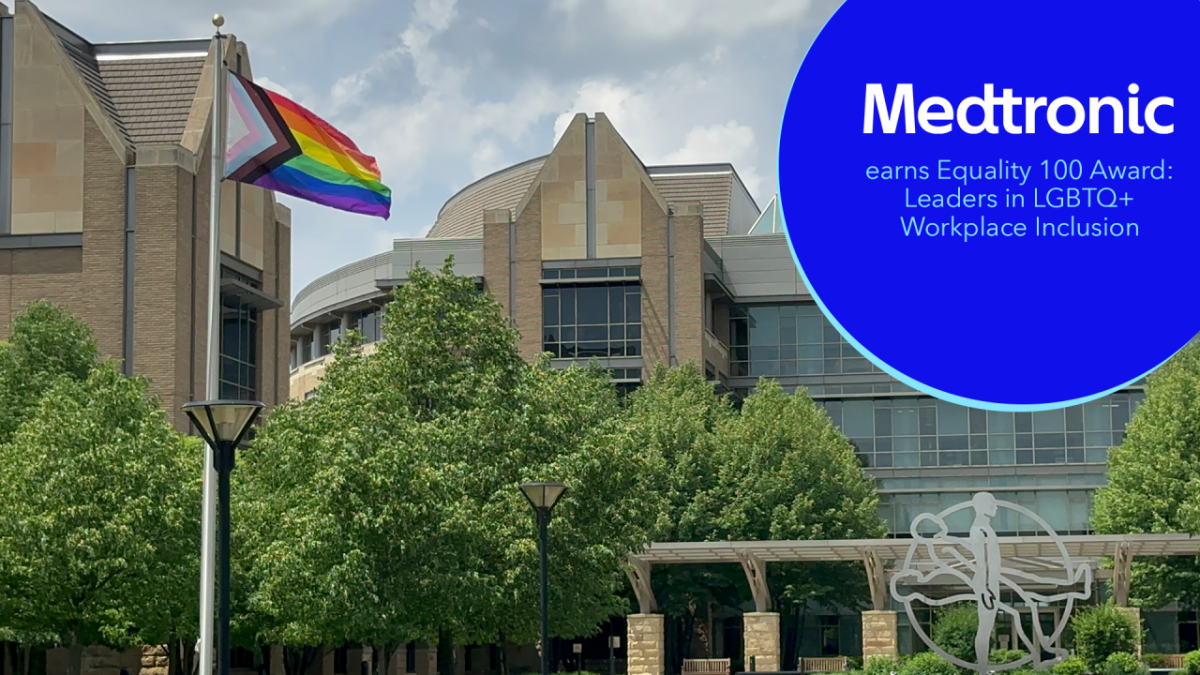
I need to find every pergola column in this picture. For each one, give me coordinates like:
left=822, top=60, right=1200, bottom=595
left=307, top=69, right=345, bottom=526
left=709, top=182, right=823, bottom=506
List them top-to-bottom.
left=1113, top=543, right=1142, bottom=657
left=862, top=551, right=898, bottom=659
left=737, top=552, right=780, bottom=672
left=627, top=555, right=664, bottom=675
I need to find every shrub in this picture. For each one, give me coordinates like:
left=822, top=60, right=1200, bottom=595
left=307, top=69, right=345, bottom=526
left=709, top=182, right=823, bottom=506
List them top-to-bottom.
left=1071, top=604, right=1141, bottom=671
left=931, top=605, right=979, bottom=665
left=990, top=649, right=1031, bottom=672
left=1183, top=649, right=1200, bottom=675
left=899, top=652, right=957, bottom=675
left=1101, top=652, right=1149, bottom=675
left=1142, top=653, right=1167, bottom=668
left=863, top=655, right=903, bottom=675
left=846, top=656, right=863, bottom=671
left=1052, top=656, right=1089, bottom=675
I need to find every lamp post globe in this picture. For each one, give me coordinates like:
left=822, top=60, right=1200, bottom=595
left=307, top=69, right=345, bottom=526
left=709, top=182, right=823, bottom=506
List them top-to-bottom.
left=183, top=400, right=264, bottom=675
left=520, top=482, right=567, bottom=675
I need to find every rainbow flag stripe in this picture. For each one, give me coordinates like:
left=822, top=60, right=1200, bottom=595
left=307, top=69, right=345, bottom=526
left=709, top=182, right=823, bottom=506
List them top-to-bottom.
left=224, top=70, right=391, bottom=219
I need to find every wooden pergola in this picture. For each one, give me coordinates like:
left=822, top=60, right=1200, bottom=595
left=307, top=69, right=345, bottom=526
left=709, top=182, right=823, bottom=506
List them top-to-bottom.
left=626, top=534, right=1200, bottom=614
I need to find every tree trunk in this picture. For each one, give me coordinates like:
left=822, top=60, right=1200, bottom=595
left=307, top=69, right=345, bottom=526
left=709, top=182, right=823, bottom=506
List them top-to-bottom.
left=706, top=603, right=714, bottom=659
left=779, top=605, right=798, bottom=672
left=682, top=606, right=696, bottom=661
left=67, top=627, right=83, bottom=675
left=437, top=631, right=454, bottom=675
left=168, top=633, right=180, bottom=675
left=497, top=633, right=508, bottom=675
left=183, top=638, right=198, bottom=675
left=2, top=642, right=11, bottom=675
left=22, top=644, right=30, bottom=675
left=376, top=645, right=394, bottom=675
left=28, top=649, right=45, bottom=675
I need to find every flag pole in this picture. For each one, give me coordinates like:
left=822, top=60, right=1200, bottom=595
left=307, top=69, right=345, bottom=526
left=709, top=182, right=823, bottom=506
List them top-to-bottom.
left=198, top=14, right=228, bottom=675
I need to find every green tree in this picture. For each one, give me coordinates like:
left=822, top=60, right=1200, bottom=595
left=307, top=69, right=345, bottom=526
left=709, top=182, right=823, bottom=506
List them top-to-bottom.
left=238, top=261, right=655, bottom=675
left=0, top=302, right=98, bottom=444
left=0, top=303, right=197, bottom=675
left=1093, top=340, right=1200, bottom=607
left=627, top=363, right=739, bottom=667
left=634, top=371, right=885, bottom=668
left=700, top=380, right=885, bottom=666
left=1070, top=604, right=1140, bottom=672
left=931, top=605, right=979, bottom=666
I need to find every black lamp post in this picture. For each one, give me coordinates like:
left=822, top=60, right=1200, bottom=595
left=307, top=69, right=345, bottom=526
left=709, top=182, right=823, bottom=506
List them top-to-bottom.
left=183, top=400, right=264, bottom=675
left=520, top=482, right=567, bottom=675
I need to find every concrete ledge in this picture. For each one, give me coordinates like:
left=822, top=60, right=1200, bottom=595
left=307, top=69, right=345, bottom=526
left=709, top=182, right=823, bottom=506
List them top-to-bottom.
left=0, top=233, right=83, bottom=248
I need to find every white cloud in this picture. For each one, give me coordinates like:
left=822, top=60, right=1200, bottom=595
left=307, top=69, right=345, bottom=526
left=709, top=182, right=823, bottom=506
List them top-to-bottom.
left=32, top=0, right=378, bottom=41
left=328, top=0, right=565, bottom=208
left=552, top=0, right=825, bottom=40
left=552, top=64, right=770, bottom=202
left=253, top=76, right=293, bottom=100
left=663, top=121, right=763, bottom=196
left=469, top=140, right=506, bottom=180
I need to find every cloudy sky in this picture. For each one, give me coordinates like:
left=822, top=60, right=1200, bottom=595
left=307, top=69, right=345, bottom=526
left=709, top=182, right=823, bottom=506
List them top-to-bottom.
left=33, top=0, right=842, bottom=295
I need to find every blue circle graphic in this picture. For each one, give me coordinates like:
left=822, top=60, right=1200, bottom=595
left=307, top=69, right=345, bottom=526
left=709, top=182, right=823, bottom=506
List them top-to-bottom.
left=778, top=0, right=1200, bottom=411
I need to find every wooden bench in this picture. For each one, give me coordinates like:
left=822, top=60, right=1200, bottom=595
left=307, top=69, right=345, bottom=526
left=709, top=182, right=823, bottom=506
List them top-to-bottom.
left=1163, top=655, right=1185, bottom=669
left=798, top=657, right=847, bottom=673
left=682, top=659, right=731, bottom=675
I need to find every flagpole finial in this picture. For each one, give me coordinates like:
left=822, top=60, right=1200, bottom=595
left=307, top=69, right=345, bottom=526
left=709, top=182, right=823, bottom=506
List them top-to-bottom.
left=212, top=14, right=225, bottom=29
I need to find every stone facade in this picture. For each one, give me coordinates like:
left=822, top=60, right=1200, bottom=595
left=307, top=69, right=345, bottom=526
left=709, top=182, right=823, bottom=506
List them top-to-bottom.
left=12, top=0, right=86, bottom=235
left=592, top=113, right=659, bottom=259
left=536, top=114, right=587, bottom=261
left=861, top=610, right=898, bottom=659
left=743, top=612, right=780, bottom=673
left=627, top=613, right=665, bottom=675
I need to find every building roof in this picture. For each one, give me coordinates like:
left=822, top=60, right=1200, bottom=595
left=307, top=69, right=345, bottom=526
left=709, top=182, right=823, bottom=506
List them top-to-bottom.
left=43, top=10, right=209, bottom=147
left=98, top=57, right=206, bottom=145
left=426, top=156, right=762, bottom=240
left=431, top=156, right=547, bottom=238
left=647, top=164, right=759, bottom=238
left=749, top=194, right=784, bottom=234
left=630, top=533, right=1200, bottom=565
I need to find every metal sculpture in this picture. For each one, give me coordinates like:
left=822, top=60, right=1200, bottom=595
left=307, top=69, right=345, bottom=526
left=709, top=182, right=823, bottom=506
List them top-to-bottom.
left=890, top=493, right=1093, bottom=673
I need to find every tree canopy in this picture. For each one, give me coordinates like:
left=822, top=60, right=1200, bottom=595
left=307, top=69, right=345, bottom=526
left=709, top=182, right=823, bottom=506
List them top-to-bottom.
left=237, top=262, right=657, bottom=675
left=0, top=302, right=199, bottom=675
left=1093, top=340, right=1200, bottom=607
left=629, top=365, right=885, bottom=669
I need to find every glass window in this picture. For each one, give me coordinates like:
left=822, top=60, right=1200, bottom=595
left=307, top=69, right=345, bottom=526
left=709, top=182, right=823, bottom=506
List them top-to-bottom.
left=542, top=282, right=641, bottom=359
left=219, top=294, right=257, bottom=401
left=729, top=303, right=884, bottom=377
left=358, top=307, right=385, bottom=343
left=818, top=393, right=1139, bottom=473
left=842, top=400, right=874, bottom=437
left=936, top=401, right=968, bottom=435
left=1033, top=409, right=1065, bottom=432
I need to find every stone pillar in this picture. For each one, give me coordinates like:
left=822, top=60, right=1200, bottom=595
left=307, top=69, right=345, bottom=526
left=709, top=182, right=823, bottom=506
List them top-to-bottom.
left=1117, top=607, right=1143, bottom=658
left=862, top=611, right=899, bottom=659
left=743, top=612, right=781, bottom=672
left=627, top=614, right=665, bottom=675
left=141, top=646, right=169, bottom=675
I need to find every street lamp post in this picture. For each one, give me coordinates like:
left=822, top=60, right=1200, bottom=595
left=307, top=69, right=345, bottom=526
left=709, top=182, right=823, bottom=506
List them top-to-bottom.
left=184, top=400, right=264, bottom=675
left=520, top=482, right=567, bottom=675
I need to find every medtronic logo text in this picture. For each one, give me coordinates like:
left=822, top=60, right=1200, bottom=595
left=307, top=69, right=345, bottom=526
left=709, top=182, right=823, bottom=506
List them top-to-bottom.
left=863, top=84, right=1174, bottom=135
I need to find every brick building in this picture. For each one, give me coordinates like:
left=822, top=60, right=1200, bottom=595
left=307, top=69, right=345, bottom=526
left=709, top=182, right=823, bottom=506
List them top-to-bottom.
left=0, top=0, right=292, bottom=430
left=291, top=112, right=1166, bottom=664
left=291, top=112, right=760, bottom=400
